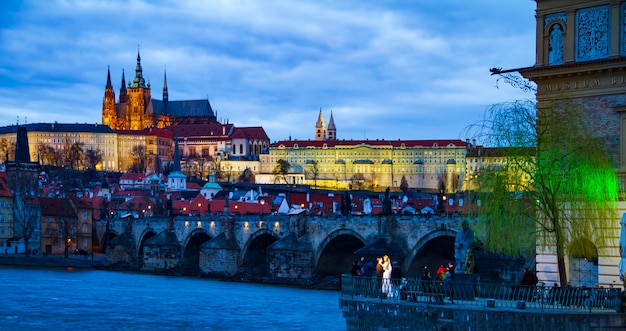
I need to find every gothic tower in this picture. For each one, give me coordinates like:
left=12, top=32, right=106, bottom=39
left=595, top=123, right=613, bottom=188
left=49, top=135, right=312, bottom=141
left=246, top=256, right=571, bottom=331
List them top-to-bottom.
left=126, top=49, right=151, bottom=130
left=102, top=66, right=117, bottom=128
left=119, top=69, right=127, bottom=104
left=315, top=108, right=326, bottom=141
left=327, top=110, right=336, bottom=140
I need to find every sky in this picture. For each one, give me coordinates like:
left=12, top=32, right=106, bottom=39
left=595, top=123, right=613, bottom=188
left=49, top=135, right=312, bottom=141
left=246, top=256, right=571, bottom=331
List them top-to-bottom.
left=0, top=0, right=538, bottom=143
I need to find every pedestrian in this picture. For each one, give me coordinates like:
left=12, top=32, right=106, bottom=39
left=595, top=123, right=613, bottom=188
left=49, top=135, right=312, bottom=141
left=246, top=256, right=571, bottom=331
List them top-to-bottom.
left=379, top=255, right=392, bottom=297
left=351, top=259, right=363, bottom=276
left=362, top=260, right=375, bottom=277
left=436, top=264, right=448, bottom=281
left=520, top=267, right=538, bottom=301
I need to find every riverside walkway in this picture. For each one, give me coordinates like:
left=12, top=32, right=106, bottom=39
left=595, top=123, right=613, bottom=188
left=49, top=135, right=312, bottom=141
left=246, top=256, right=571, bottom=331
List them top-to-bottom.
left=339, top=275, right=626, bottom=331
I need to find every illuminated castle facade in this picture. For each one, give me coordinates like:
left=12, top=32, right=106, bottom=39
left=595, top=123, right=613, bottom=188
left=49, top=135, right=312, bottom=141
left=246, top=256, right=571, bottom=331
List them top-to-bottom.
left=102, top=50, right=217, bottom=130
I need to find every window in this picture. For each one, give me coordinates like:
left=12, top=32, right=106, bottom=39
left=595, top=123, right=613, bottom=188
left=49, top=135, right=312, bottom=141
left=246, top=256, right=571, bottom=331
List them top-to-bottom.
left=82, top=211, right=88, bottom=220
left=58, top=242, right=62, bottom=250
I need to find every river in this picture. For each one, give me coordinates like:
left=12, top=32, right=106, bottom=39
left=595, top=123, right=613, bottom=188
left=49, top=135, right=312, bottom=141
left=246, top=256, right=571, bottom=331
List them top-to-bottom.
left=0, top=266, right=346, bottom=331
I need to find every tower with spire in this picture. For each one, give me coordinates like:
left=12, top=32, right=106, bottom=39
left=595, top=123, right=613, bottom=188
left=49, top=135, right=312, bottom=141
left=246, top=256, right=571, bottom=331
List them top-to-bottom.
left=126, top=48, right=152, bottom=130
left=102, top=66, right=117, bottom=128
left=315, top=108, right=326, bottom=141
left=315, top=108, right=337, bottom=141
left=327, top=110, right=336, bottom=141
left=167, top=134, right=187, bottom=191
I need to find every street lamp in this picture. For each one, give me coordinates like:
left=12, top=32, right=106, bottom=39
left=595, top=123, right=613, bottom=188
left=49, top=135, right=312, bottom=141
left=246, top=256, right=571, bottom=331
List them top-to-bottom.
left=260, top=199, right=265, bottom=215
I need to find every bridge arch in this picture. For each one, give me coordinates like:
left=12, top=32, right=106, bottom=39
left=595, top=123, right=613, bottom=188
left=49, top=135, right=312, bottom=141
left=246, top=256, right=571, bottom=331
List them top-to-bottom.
left=137, top=227, right=157, bottom=258
left=181, top=228, right=212, bottom=275
left=241, top=228, right=280, bottom=280
left=314, top=228, right=366, bottom=279
left=405, top=228, right=457, bottom=277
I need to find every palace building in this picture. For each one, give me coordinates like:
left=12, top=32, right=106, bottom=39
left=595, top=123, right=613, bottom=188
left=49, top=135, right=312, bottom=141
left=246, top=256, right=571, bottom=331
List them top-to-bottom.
left=102, top=50, right=217, bottom=130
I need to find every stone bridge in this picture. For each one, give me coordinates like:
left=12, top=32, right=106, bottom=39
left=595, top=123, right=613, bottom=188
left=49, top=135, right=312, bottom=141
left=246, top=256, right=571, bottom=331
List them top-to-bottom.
left=99, top=214, right=479, bottom=285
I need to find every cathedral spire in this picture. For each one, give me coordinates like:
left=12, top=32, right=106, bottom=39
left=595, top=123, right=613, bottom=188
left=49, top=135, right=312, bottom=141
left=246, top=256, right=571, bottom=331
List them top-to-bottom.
left=132, top=47, right=146, bottom=88
left=106, top=65, right=112, bottom=89
left=163, top=66, right=169, bottom=103
left=119, top=69, right=127, bottom=103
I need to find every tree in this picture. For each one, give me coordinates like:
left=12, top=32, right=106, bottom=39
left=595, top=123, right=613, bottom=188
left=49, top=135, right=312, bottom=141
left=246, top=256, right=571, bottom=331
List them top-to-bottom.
left=466, top=100, right=618, bottom=286
left=0, top=138, right=14, bottom=163
left=68, top=142, right=85, bottom=170
left=37, top=143, right=57, bottom=166
left=129, top=145, right=147, bottom=173
left=84, top=148, right=103, bottom=170
left=272, top=159, right=290, bottom=184
left=306, top=160, right=320, bottom=188
left=238, top=167, right=255, bottom=183
left=9, top=168, right=40, bottom=257
left=351, top=173, right=365, bottom=190
left=399, top=175, right=409, bottom=193
left=58, top=197, right=76, bottom=258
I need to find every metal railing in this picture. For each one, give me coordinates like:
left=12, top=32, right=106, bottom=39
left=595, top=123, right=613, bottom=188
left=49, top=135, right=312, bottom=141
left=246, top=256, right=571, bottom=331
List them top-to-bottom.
left=341, top=275, right=624, bottom=313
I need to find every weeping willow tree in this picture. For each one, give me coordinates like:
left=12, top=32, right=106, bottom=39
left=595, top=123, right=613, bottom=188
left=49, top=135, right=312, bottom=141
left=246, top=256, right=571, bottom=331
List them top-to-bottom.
left=465, top=99, right=618, bottom=286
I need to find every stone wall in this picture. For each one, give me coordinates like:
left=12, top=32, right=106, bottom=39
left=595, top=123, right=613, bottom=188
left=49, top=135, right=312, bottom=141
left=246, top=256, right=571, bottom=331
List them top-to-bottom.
left=339, top=297, right=626, bottom=331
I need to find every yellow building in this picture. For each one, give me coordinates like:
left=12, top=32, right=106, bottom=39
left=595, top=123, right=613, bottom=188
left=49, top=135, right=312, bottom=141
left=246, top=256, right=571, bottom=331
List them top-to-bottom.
left=0, top=123, right=118, bottom=171
left=262, top=139, right=468, bottom=192
left=40, top=197, right=77, bottom=256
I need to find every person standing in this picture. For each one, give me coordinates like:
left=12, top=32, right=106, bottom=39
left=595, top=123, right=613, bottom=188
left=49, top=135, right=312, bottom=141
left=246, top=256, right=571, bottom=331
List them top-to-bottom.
left=379, top=255, right=392, bottom=297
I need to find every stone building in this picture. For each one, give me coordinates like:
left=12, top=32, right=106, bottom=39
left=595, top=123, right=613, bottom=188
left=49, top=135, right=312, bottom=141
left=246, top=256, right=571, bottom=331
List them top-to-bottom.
left=506, top=0, right=626, bottom=287
left=102, top=50, right=217, bottom=130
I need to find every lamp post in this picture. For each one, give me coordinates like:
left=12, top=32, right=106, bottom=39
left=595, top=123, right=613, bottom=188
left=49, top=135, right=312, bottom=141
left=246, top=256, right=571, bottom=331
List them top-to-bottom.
left=260, top=199, right=265, bottom=219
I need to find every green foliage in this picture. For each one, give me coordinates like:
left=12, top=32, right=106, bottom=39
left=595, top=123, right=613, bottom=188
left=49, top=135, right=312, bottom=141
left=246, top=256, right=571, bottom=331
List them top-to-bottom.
left=467, top=99, right=618, bottom=284
left=272, top=159, right=290, bottom=184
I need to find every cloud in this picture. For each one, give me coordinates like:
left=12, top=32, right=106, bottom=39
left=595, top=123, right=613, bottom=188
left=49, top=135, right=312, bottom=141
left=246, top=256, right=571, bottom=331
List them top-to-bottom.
left=0, top=0, right=537, bottom=143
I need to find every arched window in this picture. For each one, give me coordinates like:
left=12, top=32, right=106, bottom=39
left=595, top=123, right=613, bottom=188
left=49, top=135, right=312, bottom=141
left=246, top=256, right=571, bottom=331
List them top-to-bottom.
left=239, top=144, right=243, bottom=154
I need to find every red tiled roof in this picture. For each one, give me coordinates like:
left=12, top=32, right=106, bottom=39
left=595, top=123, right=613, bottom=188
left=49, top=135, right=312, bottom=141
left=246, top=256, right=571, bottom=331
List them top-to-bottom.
left=230, top=127, right=269, bottom=140
left=120, top=172, right=148, bottom=181
left=186, top=182, right=202, bottom=190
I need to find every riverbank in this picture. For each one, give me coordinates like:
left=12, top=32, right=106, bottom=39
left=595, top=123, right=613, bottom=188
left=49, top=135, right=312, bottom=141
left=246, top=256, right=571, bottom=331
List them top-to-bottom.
left=0, top=253, right=108, bottom=269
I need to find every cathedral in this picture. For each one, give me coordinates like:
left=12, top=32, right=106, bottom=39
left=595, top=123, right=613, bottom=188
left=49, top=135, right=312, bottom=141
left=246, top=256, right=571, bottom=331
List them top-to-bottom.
left=102, top=50, right=217, bottom=130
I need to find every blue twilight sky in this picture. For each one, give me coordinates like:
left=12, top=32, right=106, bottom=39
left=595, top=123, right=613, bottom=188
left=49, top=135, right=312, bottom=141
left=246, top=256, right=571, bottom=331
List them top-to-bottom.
left=0, top=0, right=537, bottom=142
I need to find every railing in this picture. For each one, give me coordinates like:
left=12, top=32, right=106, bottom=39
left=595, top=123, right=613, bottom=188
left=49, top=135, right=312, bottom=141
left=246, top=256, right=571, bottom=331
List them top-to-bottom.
left=341, top=275, right=624, bottom=313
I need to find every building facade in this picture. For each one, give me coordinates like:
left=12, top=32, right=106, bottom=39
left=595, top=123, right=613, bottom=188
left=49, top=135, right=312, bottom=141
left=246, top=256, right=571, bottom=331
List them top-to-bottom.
left=511, top=0, right=626, bottom=287
left=0, top=123, right=118, bottom=171
left=261, top=139, right=469, bottom=192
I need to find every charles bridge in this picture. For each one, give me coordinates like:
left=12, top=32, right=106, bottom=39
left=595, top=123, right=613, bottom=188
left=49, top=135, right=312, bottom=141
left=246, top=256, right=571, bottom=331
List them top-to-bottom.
left=98, top=213, right=487, bottom=285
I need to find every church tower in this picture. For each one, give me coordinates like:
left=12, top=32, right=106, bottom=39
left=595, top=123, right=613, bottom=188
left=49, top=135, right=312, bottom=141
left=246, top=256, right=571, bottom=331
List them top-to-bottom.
left=126, top=49, right=152, bottom=130
left=102, top=66, right=117, bottom=128
left=315, top=108, right=326, bottom=141
left=327, top=110, right=336, bottom=140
